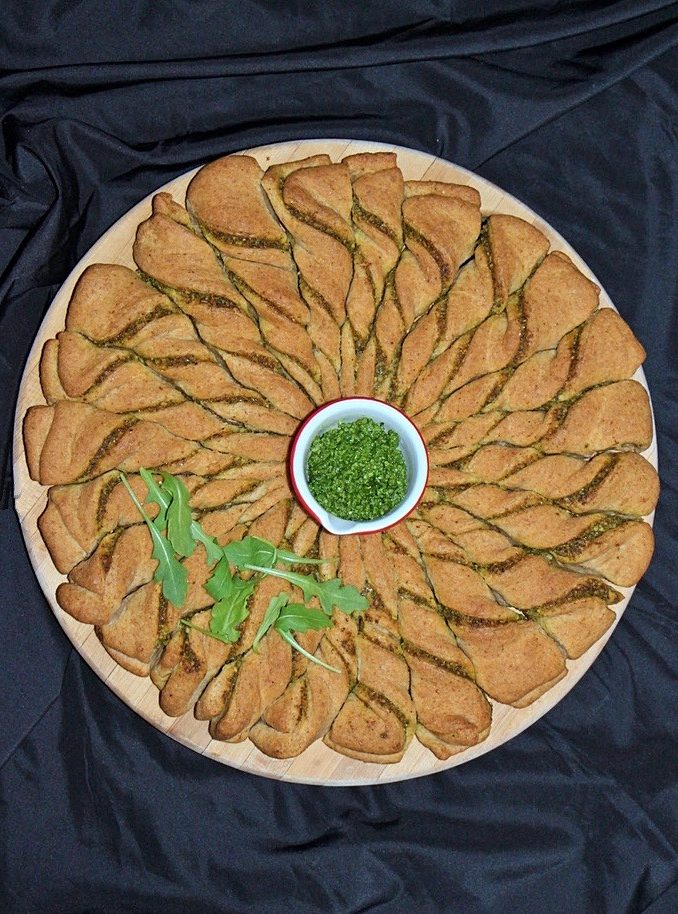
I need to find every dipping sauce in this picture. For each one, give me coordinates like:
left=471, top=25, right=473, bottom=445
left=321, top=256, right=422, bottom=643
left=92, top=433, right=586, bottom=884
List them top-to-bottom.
left=306, top=417, right=408, bottom=521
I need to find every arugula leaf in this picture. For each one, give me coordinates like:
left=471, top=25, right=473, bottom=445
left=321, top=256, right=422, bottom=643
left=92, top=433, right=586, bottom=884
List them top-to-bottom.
left=139, top=467, right=170, bottom=532
left=140, top=467, right=222, bottom=565
left=161, top=472, right=196, bottom=558
left=119, top=473, right=187, bottom=607
left=191, top=525, right=223, bottom=567
left=223, top=534, right=337, bottom=581
left=223, top=535, right=332, bottom=568
left=223, top=536, right=278, bottom=570
left=276, top=548, right=334, bottom=566
left=203, top=555, right=256, bottom=643
left=205, top=555, right=237, bottom=601
left=243, top=564, right=368, bottom=616
left=307, top=577, right=369, bottom=616
left=252, top=592, right=289, bottom=652
left=210, top=593, right=252, bottom=643
left=252, top=599, right=337, bottom=671
left=274, top=602, right=334, bottom=669
left=275, top=603, right=333, bottom=633
left=180, top=618, right=220, bottom=639
left=277, top=630, right=340, bottom=673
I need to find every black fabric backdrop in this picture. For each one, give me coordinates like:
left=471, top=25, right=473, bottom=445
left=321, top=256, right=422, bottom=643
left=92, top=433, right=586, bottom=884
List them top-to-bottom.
left=1, top=3, right=677, bottom=912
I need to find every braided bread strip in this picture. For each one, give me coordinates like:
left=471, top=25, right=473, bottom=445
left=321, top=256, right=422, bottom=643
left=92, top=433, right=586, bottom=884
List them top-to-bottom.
left=383, top=527, right=492, bottom=760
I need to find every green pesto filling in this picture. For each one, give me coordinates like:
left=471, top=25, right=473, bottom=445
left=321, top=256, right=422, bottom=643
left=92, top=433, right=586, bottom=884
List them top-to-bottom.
left=307, top=417, right=408, bottom=522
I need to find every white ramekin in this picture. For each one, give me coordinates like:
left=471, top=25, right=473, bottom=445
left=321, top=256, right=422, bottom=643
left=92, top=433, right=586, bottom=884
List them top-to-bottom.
left=289, top=397, right=429, bottom=536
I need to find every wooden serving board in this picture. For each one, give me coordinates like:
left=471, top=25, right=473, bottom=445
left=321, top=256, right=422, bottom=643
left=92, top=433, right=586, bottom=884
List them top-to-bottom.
left=12, top=139, right=658, bottom=786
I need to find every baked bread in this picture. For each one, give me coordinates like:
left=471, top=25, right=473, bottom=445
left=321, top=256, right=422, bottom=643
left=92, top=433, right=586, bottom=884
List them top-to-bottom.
left=23, top=150, right=658, bottom=765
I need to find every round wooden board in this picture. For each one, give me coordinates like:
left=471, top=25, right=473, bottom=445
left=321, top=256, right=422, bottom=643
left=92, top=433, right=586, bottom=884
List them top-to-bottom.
left=13, top=138, right=658, bottom=786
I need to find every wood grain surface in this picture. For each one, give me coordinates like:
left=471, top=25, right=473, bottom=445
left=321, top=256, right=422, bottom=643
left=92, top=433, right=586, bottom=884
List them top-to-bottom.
left=12, top=139, right=658, bottom=786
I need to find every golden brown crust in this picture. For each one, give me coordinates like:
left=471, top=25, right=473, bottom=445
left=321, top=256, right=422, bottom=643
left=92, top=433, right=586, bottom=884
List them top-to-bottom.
left=186, top=154, right=288, bottom=250
left=486, top=214, right=550, bottom=304
left=522, top=251, right=599, bottom=357
left=543, top=380, right=652, bottom=454
left=27, top=401, right=198, bottom=485
left=56, top=524, right=155, bottom=626
left=323, top=620, right=416, bottom=763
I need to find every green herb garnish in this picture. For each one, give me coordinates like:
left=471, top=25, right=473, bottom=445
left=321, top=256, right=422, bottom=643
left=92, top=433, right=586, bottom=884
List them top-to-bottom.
left=306, top=417, right=408, bottom=521
left=139, top=467, right=222, bottom=565
left=139, top=467, right=169, bottom=533
left=119, top=472, right=188, bottom=607
left=161, top=472, right=195, bottom=558
left=120, top=473, right=366, bottom=671
left=191, top=523, right=225, bottom=568
left=223, top=535, right=277, bottom=570
left=224, top=535, right=332, bottom=569
left=276, top=548, right=331, bottom=566
left=205, top=554, right=240, bottom=601
left=202, top=555, right=257, bottom=643
left=243, top=564, right=368, bottom=616
left=211, top=590, right=255, bottom=643
left=252, top=592, right=290, bottom=652
left=252, top=593, right=337, bottom=672
left=276, top=603, right=333, bottom=634
left=277, top=631, right=337, bottom=672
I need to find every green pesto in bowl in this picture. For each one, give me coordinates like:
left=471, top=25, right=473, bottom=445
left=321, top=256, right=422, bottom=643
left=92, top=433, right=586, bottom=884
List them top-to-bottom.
left=306, top=417, right=408, bottom=522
